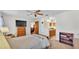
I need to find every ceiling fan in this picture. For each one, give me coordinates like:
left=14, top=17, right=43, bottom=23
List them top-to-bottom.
left=26, top=10, right=44, bottom=17
left=34, top=10, right=43, bottom=15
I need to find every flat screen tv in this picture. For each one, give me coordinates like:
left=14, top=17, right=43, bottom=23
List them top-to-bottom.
left=16, top=20, right=27, bottom=27
left=59, top=32, right=73, bottom=46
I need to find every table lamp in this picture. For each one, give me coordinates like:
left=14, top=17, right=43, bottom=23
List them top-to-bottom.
left=0, top=27, right=9, bottom=35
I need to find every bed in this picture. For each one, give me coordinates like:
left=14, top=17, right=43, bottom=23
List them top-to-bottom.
left=0, top=32, right=10, bottom=49
left=7, top=34, right=50, bottom=49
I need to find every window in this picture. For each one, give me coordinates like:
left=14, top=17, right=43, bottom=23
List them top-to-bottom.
left=0, top=16, right=3, bottom=27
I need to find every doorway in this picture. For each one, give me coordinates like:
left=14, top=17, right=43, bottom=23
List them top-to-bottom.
left=31, top=21, right=39, bottom=34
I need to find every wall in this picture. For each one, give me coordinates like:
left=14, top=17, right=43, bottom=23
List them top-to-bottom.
left=56, top=11, right=79, bottom=40
left=0, top=13, right=3, bottom=27
left=3, top=14, right=31, bottom=36
left=37, top=16, right=49, bottom=36
left=39, top=20, right=49, bottom=36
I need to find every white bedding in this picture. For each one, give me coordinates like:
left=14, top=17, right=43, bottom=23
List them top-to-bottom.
left=7, top=34, right=50, bottom=49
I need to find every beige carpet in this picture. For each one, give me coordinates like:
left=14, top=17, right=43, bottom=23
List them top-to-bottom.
left=49, top=37, right=79, bottom=49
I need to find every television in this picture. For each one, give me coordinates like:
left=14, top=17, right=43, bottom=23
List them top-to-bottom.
left=16, top=20, right=27, bottom=27
left=59, top=32, right=74, bottom=46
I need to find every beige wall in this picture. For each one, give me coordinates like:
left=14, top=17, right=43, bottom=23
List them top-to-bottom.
left=56, top=11, right=79, bottom=40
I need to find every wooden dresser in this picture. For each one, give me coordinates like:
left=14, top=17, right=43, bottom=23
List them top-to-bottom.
left=17, top=27, right=26, bottom=37
left=49, top=29, right=56, bottom=37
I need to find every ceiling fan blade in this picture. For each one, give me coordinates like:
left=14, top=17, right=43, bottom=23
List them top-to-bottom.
left=36, top=10, right=41, bottom=12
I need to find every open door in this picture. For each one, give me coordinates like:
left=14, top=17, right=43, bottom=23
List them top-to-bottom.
left=31, top=21, right=39, bottom=34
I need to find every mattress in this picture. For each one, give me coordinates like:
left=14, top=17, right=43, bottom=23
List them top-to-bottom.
left=7, top=34, right=50, bottom=49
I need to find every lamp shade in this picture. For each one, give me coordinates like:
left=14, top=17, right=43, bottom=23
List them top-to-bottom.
left=0, top=27, right=9, bottom=33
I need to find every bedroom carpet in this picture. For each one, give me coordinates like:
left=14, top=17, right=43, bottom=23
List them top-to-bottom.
left=49, top=37, right=79, bottom=49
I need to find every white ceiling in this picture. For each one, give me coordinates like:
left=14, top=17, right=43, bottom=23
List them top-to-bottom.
left=0, top=10, right=68, bottom=17
left=0, top=10, right=28, bottom=18
left=42, top=10, right=68, bottom=16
